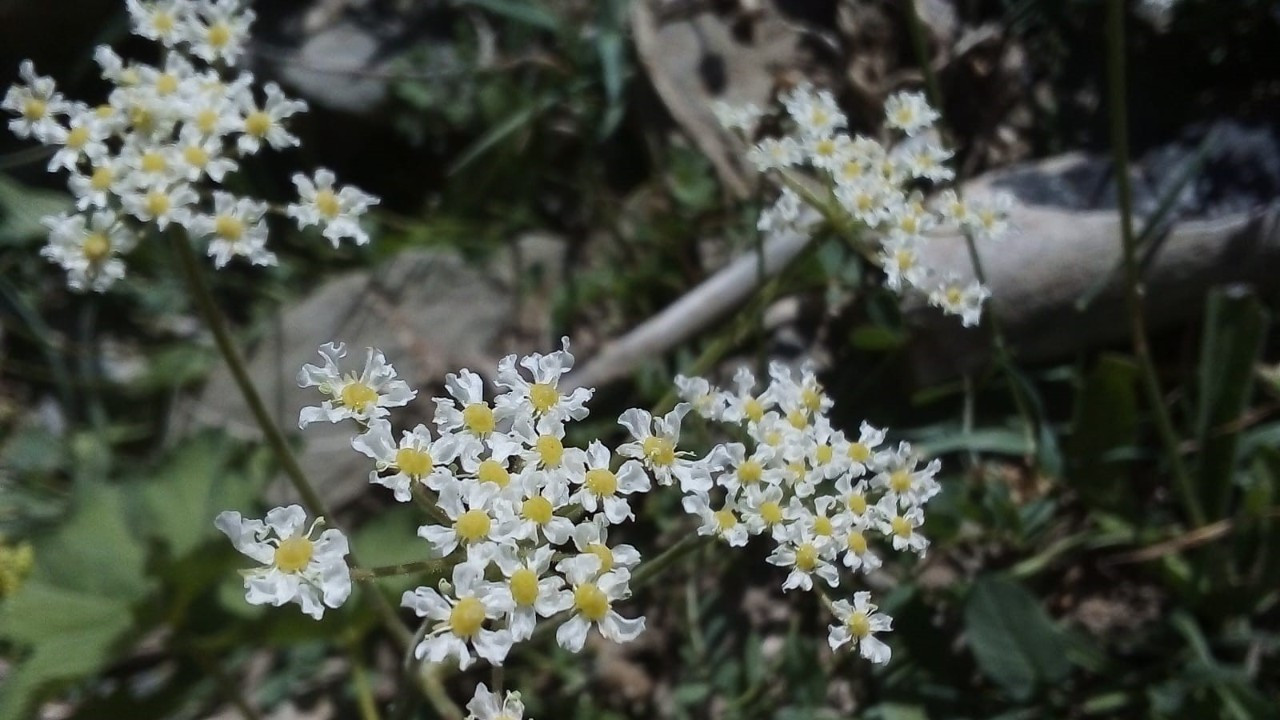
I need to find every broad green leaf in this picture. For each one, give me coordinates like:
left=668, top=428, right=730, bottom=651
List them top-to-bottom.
left=1195, top=288, right=1269, bottom=520
left=1069, top=353, right=1140, bottom=510
left=141, top=432, right=251, bottom=561
left=31, top=483, right=147, bottom=601
left=964, top=574, right=1070, bottom=700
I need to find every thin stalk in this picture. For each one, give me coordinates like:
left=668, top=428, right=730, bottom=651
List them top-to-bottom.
left=904, top=0, right=943, bottom=109
left=1105, top=0, right=1202, bottom=526
left=170, top=231, right=415, bottom=647
left=631, top=533, right=708, bottom=589
left=353, top=559, right=451, bottom=580
left=350, top=645, right=384, bottom=720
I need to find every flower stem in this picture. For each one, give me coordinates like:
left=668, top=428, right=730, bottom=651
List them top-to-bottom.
left=904, top=0, right=943, bottom=110
left=1104, top=0, right=1202, bottom=526
left=169, top=231, right=414, bottom=648
left=631, top=533, right=709, bottom=590
left=353, top=559, right=450, bottom=580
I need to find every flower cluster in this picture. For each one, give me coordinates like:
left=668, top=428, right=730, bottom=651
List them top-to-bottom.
left=2, top=0, right=378, bottom=291
left=715, top=86, right=1014, bottom=327
left=296, top=338, right=653, bottom=668
left=674, top=362, right=942, bottom=663
left=215, top=505, right=352, bottom=620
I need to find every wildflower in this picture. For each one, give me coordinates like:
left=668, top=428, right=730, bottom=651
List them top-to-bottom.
left=125, top=0, right=188, bottom=46
left=185, top=0, right=256, bottom=66
left=3, top=61, right=69, bottom=142
left=235, top=82, right=306, bottom=154
left=782, top=84, right=845, bottom=139
left=883, top=91, right=939, bottom=136
left=712, top=100, right=763, bottom=134
left=47, top=108, right=110, bottom=172
left=747, top=136, right=802, bottom=172
left=286, top=168, right=380, bottom=247
left=119, top=181, right=198, bottom=229
left=189, top=191, right=274, bottom=268
left=963, top=191, right=1015, bottom=243
left=40, top=211, right=136, bottom=292
left=928, top=276, right=990, bottom=327
left=494, top=337, right=593, bottom=428
left=297, top=342, right=416, bottom=427
left=433, top=369, right=499, bottom=457
left=675, top=374, right=727, bottom=420
left=617, top=404, right=713, bottom=495
left=352, top=420, right=460, bottom=501
left=569, top=441, right=650, bottom=525
left=872, top=446, right=942, bottom=508
left=497, top=471, right=576, bottom=546
left=419, top=481, right=513, bottom=558
left=741, top=483, right=789, bottom=540
left=683, top=493, right=749, bottom=547
left=874, top=495, right=929, bottom=556
left=215, top=505, right=351, bottom=619
left=569, top=517, right=641, bottom=575
left=766, top=525, right=840, bottom=592
left=490, top=545, right=570, bottom=641
left=552, top=554, right=645, bottom=652
left=402, top=562, right=513, bottom=669
left=827, top=592, right=893, bottom=663
left=466, top=683, right=528, bottom=720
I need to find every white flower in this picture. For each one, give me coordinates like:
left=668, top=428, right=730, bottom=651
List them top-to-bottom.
left=126, top=0, right=188, bottom=46
left=185, top=0, right=256, bottom=66
left=3, top=60, right=70, bottom=142
left=235, top=82, right=306, bottom=154
left=781, top=84, right=845, bottom=139
left=883, top=91, right=939, bottom=136
left=712, top=100, right=763, bottom=134
left=46, top=109, right=110, bottom=172
left=176, top=126, right=237, bottom=182
left=892, top=135, right=954, bottom=182
left=747, top=136, right=802, bottom=172
left=68, top=157, right=126, bottom=210
left=286, top=168, right=379, bottom=247
left=120, top=182, right=197, bottom=229
left=189, top=191, right=274, bottom=268
left=964, top=191, right=1015, bottom=242
left=40, top=211, right=136, bottom=292
left=879, top=236, right=929, bottom=292
left=928, top=276, right=990, bottom=327
left=493, top=337, right=592, bottom=428
left=297, top=342, right=416, bottom=427
left=719, top=367, right=774, bottom=424
left=433, top=369, right=499, bottom=457
left=674, top=374, right=726, bottom=420
left=617, top=404, right=712, bottom=495
left=352, top=420, right=459, bottom=501
left=569, top=441, right=649, bottom=525
left=715, top=442, right=780, bottom=495
left=872, top=445, right=941, bottom=508
left=496, top=471, right=576, bottom=546
left=419, top=481, right=513, bottom=558
left=741, top=484, right=788, bottom=540
left=682, top=493, right=749, bottom=547
left=874, top=495, right=929, bottom=556
left=215, top=505, right=351, bottom=619
left=839, top=514, right=882, bottom=574
left=569, top=517, right=641, bottom=575
left=766, top=526, right=839, bottom=592
left=489, top=545, right=570, bottom=641
left=552, top=554, right=645, bottom=652
left=402, top=562, right=513, bottom=669
left=828, top=592, right=893, bottom=664
left=465, top=683, right=528, bottom=720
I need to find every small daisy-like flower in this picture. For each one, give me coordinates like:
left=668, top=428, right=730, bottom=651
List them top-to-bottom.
left=125, top=0, right=187, bottom=46
left=185, top=0, right=256, bottom=66
left=3, top=60, right=70, bottom=142
left=235, top=82, right=306, bottom=154
left=782, top=84, right=845, bottom=139
left=883, top=91, right=939, bottom=136
left=712, top=100, right=763, bottom=134
left=47, top=108, right=110, bottom=172
left=176, top=126, right=237, bottom=182
left=747, top=136, right=802, bottom=172
left=893, top=136, right=954, bottom=183
left=69, top=157, right=127, bottom=210
left=286, top=168, right=379, bottom=247
left=835, top=178, right=894, bottom=227
left=119, top=182, right=198, bottom=229
left=189, top=191, right=274, bottom=268
left=963, top=191, right=1015, bottom=243
left=40, top=211, right=136, bottom=292
left=879, top=236, right=929, bottom=292
left=928, top=276, right=990, bottom=328
left=493, top=337, right=593, bottom=427
left=297, top=342, right=416, bottom=427
left=719, top=367, right=774, bottom=425
left=433, top=369, right=499, bottom=457
left=675, top=374, right=727, bottom=420
left=617, top=404, right=712, bottom=495
left=352, top=420, right=459, bottom=501
left=845, top=421, right=888, bottom=476
left=569, top=441, right=649, bottom=525
left=716, top=442, right=780, bottom=494
left=872, top=445, right=941, bottom=508
left=498, top=471, right=576, bottom=546
left=419, top=482, right=512, bottom=558
left=741, top=483, right=789, bottom=540
left=682, top=493, right=749, bottom=547
left=874, top=495, right=929, bottom=556
left=215, top=505, right=351, bottom=619
left=839, top=514, right=882, bottom=574
left=569, top=518, right=641, bottom=575
left=766, top=526, right=840, bottom=592
left=490, top=544, right=570, bottom=641
left=552, top=554, right=645, bottom=653
left=402, top=562, right=513, bottom=669
left=828, top=592, right=893, bottom=663
left=465, top=683, right=528, bottom=720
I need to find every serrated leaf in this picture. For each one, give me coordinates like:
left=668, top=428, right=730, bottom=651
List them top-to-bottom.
left=965, top=574, right=1070, bottom=700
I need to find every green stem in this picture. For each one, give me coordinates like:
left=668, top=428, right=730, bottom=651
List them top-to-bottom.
left=904, top=0, right=943, bottom=110
left=1104, top=0, right=1202, bottom=526
left=169, top=232, right=415, bottom=648
left=631, top=533, right=709, bottom=590
left=353, top=559, right=451, bottom=580
left=350, top=645, right=384, bottom=720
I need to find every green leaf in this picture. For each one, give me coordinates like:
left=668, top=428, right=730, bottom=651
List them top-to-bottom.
left=455, top=0, right=562, bottom=32
left=0, top=173, right=70, bottom=244
left=1195, top=288, right=1270, bottom=519
left=850, top=324, right=905, bottom=351
left=1069, top=353, right=1140, bottom=510
left=915, top=428, right=1031, bottom=457
left=141, top=432, right=250, bottom=561
left=31, top=483, right=147, bottom=600
left=964, top=574, right=1070, bottom=700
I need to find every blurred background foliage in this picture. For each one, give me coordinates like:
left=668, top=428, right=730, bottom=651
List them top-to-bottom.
left=1, top=0, right=1279, bottom=718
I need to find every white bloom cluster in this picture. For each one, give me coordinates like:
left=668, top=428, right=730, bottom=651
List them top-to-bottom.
left=2, top=0, right=378, bottom=292
left=727, top=85, right=1015, bottom=327
left=296, top=338, right=655, bottom=670
left=675, top=361, right=943, bottom=664
left=215, top=505, right=352, bottom=619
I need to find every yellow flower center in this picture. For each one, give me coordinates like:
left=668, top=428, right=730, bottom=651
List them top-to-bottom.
left=152, top=11, right=176, bottom=34
left=207, top=21, right=233, bottom=49
left=156, top=73, right=178, bottom=95
left=22, top=98, right=46, bottom=121
left=95, top=104, right=114, bottom=119
left=129, top=106, right=153, bottom=132
left=895, top=106, right=914, bottom=125
left=196, top=108, right=219, bottom=134
left=244, top=110, right=272, bottom=138
left=65, top=126, right=89, bottom=150
left=815, top=138, right=836, bottom=156
left=184, top=145, right=210, bottom=168
left=141, top=151, right=167, bottom=174
left=841, top=160, right=863, bottom=180
left=90, top=166, right=113, bottom=192
left=315, top=188, right=341, bottom=219
left=145, top=190, right=170, bottom=217
left=214, top=215, right=244, bottom=241
left=82, top=232, right=111, bottom=262
left=896, top=249, right=916, bottom=270
left=945, top=287, right=963, bottom=305
left=339, top=381, right=377, bottom=411
left=529, top=382, right=558, bottom=413
left=801, top=387, right=822, bottom=412
left=743, top=398, right=764, bottom=423
left=462, top=403, right=494, bottom=435
left=787, top=410, right=808, bottom=430
left=765, top=431, right=783, bottom=447
left=536, top=435, right=564, bottom=468
left=642, top=436, right=675, bottom=467
left=848, top=443, right=871, bottom=462
left=815, top=444, right=833, bottom=465
left=395, top=447, right=433, bottom=478
left=477, top=459, right=509, bottom=487
left=738, top=460, right=763, bottom=485
left=787, top=462, right=807, bottom=484
left=585, top=468, right=618, bottom=497
left=890, top=469, right=912, bottom=494
left=848, top=493, right=867, bottom=515
left=521, top=496, right=553, bottom=526
left=760, top=501, right=783, bottom=525
left=714, top=509, right=737, bottom=532
left=455, top=510, right=491, bottom=543
left=813, top=515, right=833, bottom=537
left=891, top=516, right=912, bottom=538
left=847, top=531, right=868, bottom=554
left=273, top=536, right=313, bottom=573
left=588, top=542, right=614, bottom=573
left=795, top=542, right=818, bottom=572
left=510, top=568, right=540, bottom=606
left=573, top=583, right=609, bottom=621
left=448, top=596, right=486, bottom=637
left=847, top=610, right=871, bottom=638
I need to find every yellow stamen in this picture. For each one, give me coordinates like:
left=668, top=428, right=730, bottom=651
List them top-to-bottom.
left=339, top=381, right=377, bottom=411
left=529, top=382, right=558, bottom=413
left=462, top=403, right=494, bottom=435
left=536, top=435, right=564, bottom=468
left=395, top=447, right=433, bottom=478
left=477, top=459, right=509, bottom=487
left=455, top=510, right=491, bottom=542
left=273, top=536, right=313, bottom=573
left=510, top=568, right=539, bottom=606
left=573, top=583, right=609, bottom=621
left=448, top=596, right=485, bottom=637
